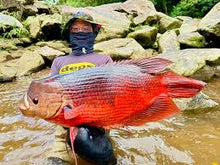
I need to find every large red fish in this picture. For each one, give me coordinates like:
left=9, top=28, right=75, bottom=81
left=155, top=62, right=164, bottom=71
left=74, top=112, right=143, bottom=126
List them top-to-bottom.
left=19, top=57, right=205, bottom=129
left=19, top=57, right=205, bottom=165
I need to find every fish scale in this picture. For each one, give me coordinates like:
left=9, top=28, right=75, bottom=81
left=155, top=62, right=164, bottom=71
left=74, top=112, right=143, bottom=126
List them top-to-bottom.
left=47, top=65, right=167, bottom=127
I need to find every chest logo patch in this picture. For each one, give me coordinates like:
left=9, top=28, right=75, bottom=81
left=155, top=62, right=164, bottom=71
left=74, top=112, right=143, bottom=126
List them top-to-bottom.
left=59, top=62, right=96, bottom=74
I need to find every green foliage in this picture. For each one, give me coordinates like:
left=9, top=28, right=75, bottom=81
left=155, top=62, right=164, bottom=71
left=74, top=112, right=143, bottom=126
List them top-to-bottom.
left=44, top=0, right=59, bottom=6
left=57, top=0, right=126, bottom=7
left=150, top=0, right=180, bottom=14
left=151, top=0, right=220, bottom=18
left=170, top=0, right=220, bottom=18
left=2, top=27, right=29, bottom=39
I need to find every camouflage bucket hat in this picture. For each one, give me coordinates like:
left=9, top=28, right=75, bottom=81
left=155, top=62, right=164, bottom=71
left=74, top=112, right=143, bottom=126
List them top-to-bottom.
left=62, top=11, right=102, bottom=41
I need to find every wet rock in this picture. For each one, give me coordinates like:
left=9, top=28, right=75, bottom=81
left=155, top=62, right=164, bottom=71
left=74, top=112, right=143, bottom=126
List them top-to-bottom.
left=198, top=2, right=220, bottom=38
left=59, top=6, right=131, bottom=42
left=127, top=25, right=157, bottom=48
left=158, top=30, right=180, bottom=53
left=178, top=32, right=206, bottom=48
left=94, top=38, right=146, bottom=59
left=35, top=40, right=71, bottom=54
left=37, top=46, right=65, bottom=61
left=157, top=49, right=220, bottom=76
left=16, top=53, right=45, bottom=76
left=0, top=65, right=17, bottom=82
left=174, top=92, right=218, bottom=111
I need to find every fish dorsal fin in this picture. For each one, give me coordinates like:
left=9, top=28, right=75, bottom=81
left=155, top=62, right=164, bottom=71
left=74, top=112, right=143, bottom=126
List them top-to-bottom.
left=102, top=58, right=172, bottom=74
left=121, top=94, right=180, bottom=126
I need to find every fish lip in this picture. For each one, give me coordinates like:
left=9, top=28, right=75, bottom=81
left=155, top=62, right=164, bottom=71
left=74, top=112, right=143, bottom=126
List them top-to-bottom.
left=24, top=92, right=30, bottom=109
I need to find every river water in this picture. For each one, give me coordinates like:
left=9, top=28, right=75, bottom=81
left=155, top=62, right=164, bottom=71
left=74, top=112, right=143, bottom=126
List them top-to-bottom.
left=0, top=69, right=220, bottom=165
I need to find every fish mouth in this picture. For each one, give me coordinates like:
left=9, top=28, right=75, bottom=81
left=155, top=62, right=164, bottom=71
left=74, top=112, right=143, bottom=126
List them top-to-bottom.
left=23, top=93, right=30, bottom=109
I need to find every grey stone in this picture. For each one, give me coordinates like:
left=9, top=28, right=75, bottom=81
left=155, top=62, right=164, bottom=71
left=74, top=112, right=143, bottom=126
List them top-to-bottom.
left=198, top=2, right=220, bottom=37
left=127, top=25, right=158, bottom=48
left=158, top=30, right=180, bottom=53
left=94, top=38, right=146, bottom=59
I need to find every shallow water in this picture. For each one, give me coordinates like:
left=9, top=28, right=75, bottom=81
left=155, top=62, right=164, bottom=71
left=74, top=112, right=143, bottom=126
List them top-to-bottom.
left=0, top=70, right=220, bottom=165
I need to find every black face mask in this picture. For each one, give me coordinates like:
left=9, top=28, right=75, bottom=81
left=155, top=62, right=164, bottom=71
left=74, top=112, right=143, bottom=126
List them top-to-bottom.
left=69, top=32, right=95, bottom=56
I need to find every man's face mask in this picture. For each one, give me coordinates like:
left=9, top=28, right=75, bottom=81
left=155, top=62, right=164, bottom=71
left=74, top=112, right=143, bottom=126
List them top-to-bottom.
left=69, top=32, right=95, bottom=56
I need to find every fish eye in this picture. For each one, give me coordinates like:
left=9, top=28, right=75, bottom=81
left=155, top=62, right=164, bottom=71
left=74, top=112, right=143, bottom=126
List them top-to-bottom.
left=32, top=97, right=38, bottom=104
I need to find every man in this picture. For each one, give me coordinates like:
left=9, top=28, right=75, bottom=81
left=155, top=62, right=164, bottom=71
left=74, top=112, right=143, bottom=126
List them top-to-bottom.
left=47, top=11, right=116, bottom=165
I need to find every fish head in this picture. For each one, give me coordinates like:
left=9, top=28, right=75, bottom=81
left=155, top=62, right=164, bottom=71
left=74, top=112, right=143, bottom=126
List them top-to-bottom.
left=19, top=79, right=67, bottom=119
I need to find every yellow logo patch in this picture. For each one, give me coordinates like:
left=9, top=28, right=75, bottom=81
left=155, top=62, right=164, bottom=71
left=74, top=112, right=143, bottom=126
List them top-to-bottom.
left=59, top=62, right=96, bottom=74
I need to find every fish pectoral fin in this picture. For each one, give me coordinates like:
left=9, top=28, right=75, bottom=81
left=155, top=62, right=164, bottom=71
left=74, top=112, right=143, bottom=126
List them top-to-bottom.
left=121, top=94, right=180, bottom=126
left=64, top=104, right=86, bottom=120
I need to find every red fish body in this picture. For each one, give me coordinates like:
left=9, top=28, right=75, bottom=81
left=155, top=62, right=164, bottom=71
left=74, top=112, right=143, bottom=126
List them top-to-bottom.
left=19, top=58, right=206, bottom=129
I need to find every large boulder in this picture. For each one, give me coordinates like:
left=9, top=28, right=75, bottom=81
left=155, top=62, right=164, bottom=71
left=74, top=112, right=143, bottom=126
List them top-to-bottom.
left=0, top=0, right=34, bottom=10
left=33, top=0, right=50, bottom=14
left=116, top=0, right=156, bottom=25
left=198, top=2, right=220, bottom=38
left=23, top=5, right=38, bottom=17
left=59, top=6, right=131, bottom=42
left=145, top=12, right=182, bottom=33
left=0, top=13, right=23, bottom=28
left=24, top=13, right=63, bottom=40
left=24, top=16, right=41, bottom=39
left=177, top=16, right=206, bottom=48
left=177, top=16, right=200, bottom=34
left=127, top=25, right=158, bottom=48
left=158, top=30, right=180, bottom=53
left=178, top=32, right=206, bottom=48
left=94, top=38, right=146, bottom=59
left=35, top=40, right=71, bottom=54
left=10, top=45, right=40, bottom=58
left=36, top=46, right=65, bottom=61
left=156, top=49, right=220, bottom=76
left=16, top=53, right=45, bottom=76
left=0, top=65, right=17, bottom=82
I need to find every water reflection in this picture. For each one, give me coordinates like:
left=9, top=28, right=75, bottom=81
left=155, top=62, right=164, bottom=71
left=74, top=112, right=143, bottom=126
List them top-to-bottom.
left=0, top=70, right=220, bottom=165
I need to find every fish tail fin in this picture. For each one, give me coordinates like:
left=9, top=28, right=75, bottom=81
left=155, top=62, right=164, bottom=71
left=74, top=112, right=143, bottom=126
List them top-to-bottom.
left=163, top=71, right=206, bottom=98
left=121, top=94, right=180, bottom=126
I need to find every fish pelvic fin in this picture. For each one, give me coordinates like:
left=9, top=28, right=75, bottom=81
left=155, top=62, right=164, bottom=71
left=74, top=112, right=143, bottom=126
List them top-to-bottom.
left=163, top=71, right=206, bottom=98
left=121, top=94, right=180, bottom=126
left=69, top=127, right=78, bottom=165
